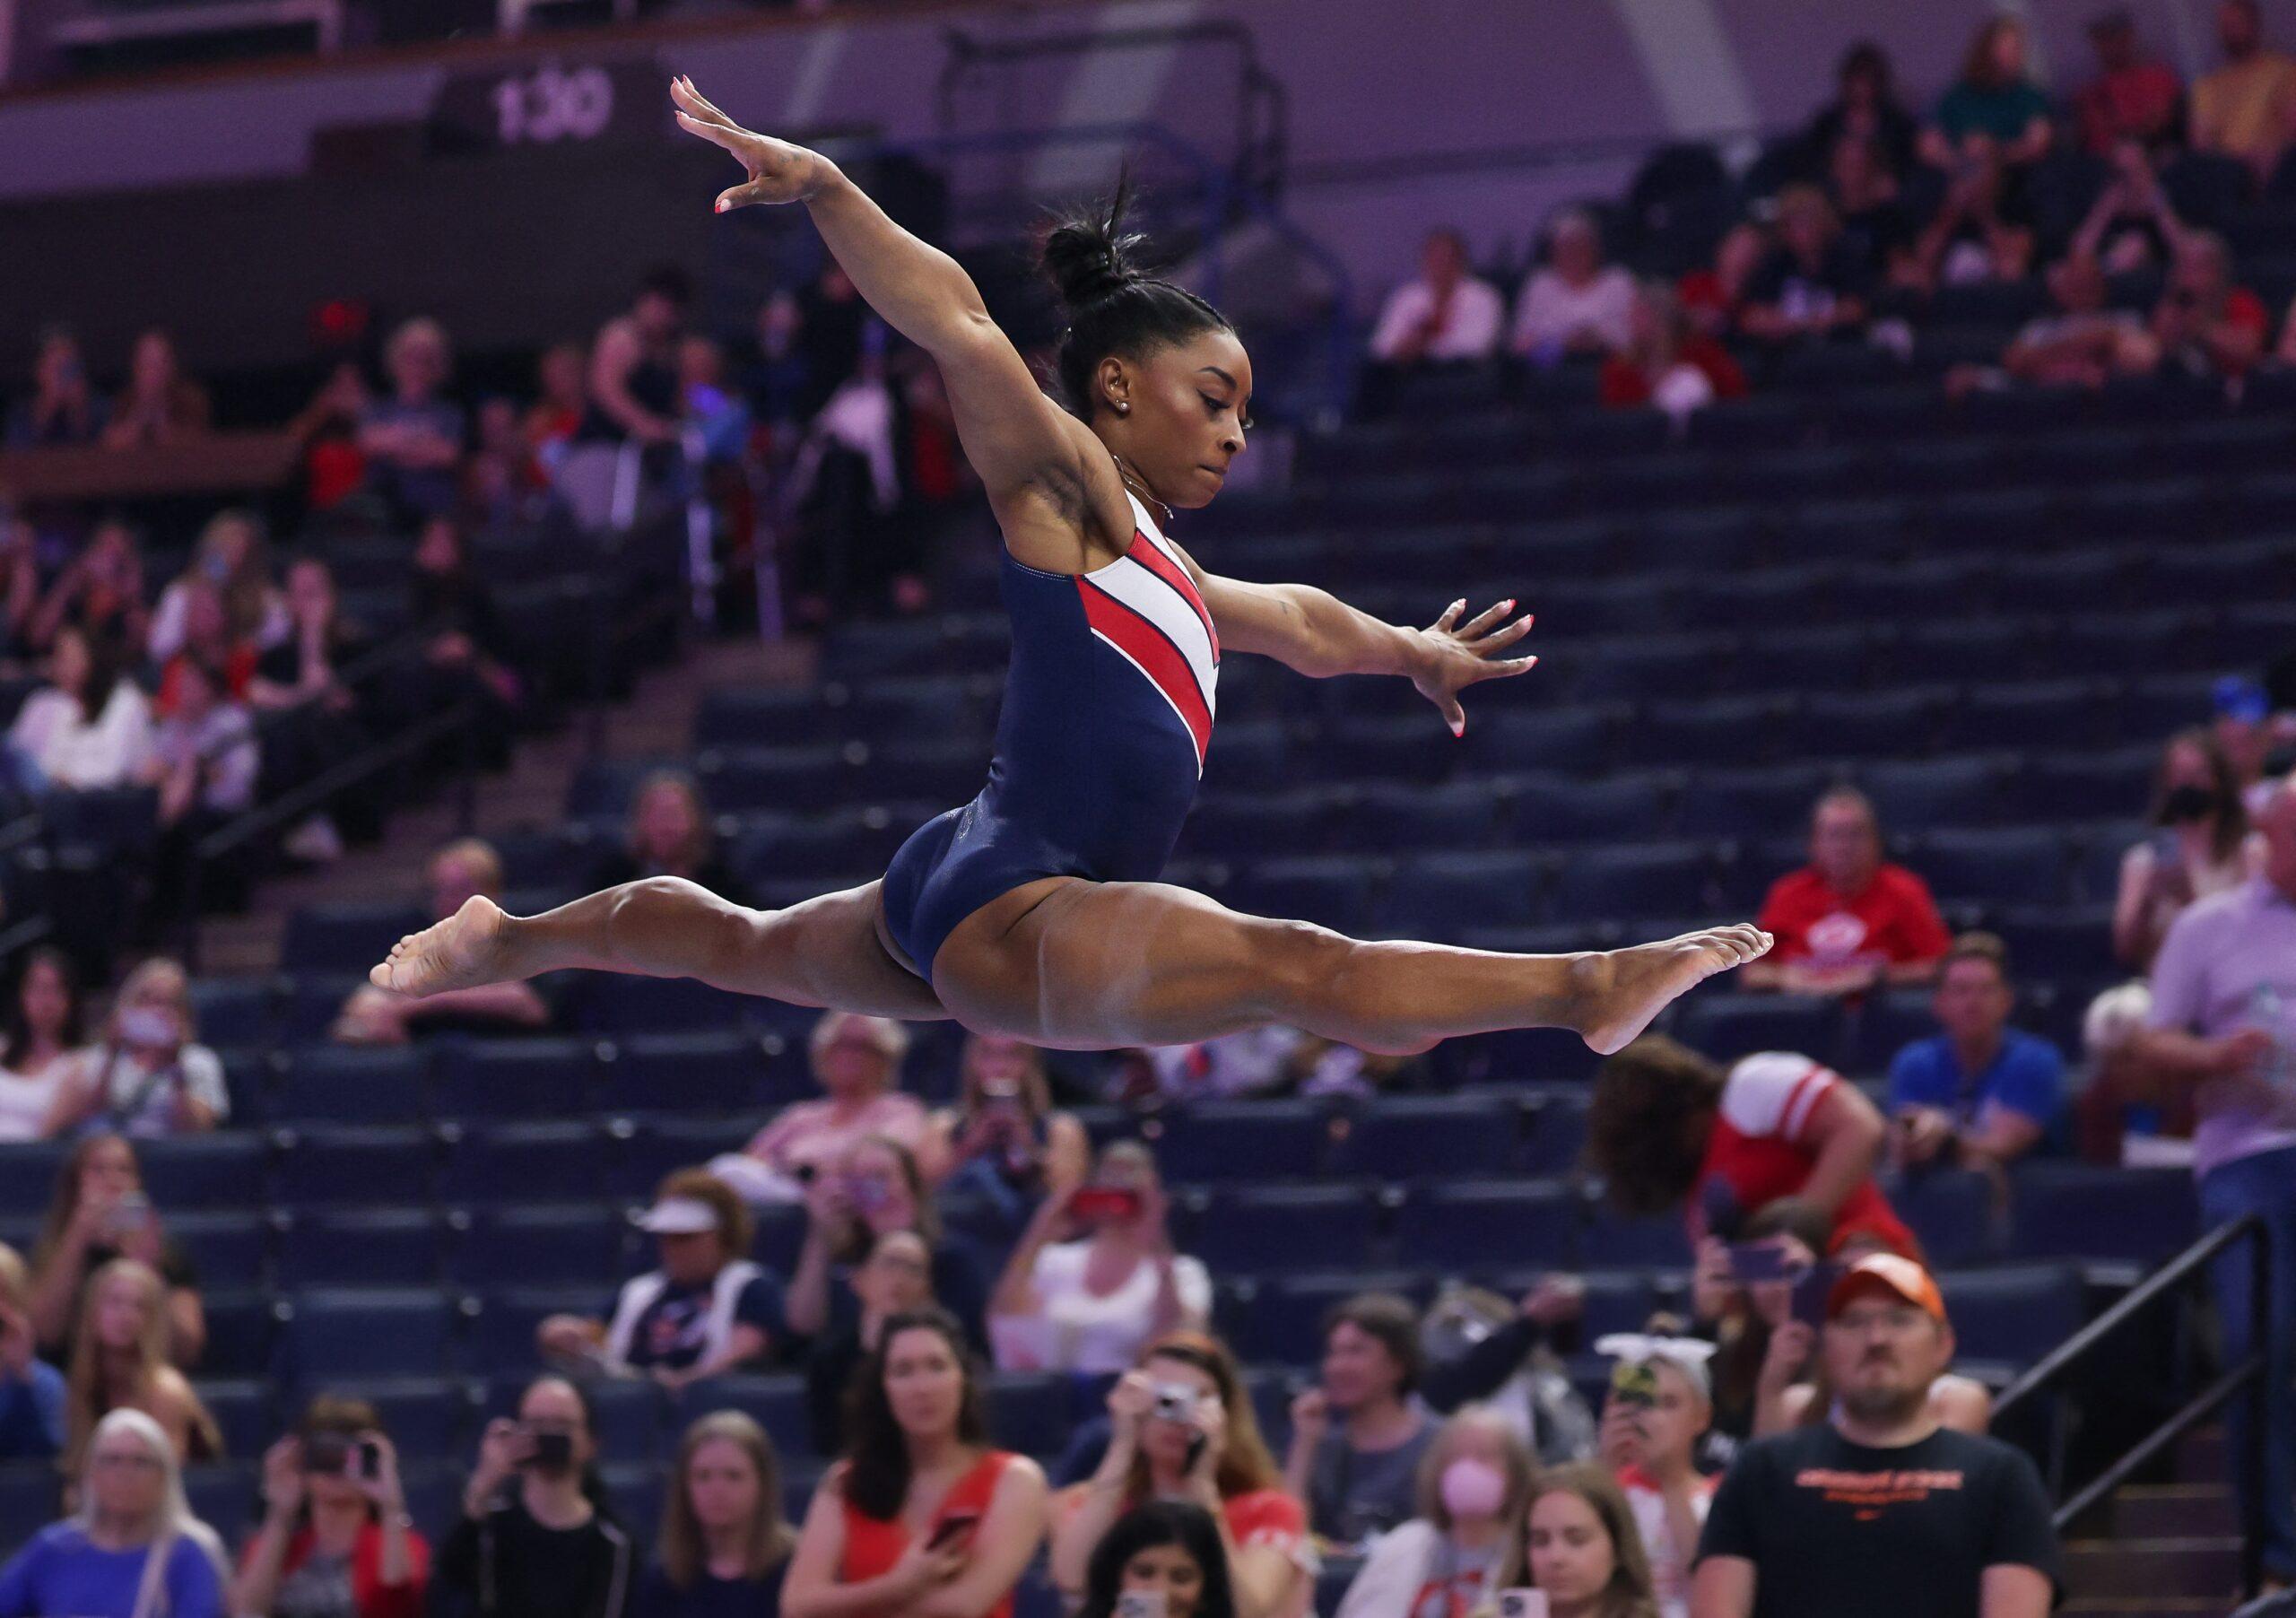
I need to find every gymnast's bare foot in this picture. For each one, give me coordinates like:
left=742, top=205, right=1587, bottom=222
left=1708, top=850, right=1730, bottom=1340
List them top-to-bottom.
left=370, top=895, right=513, bottom=996
left=1573, top=924, right=1772, bottom=1056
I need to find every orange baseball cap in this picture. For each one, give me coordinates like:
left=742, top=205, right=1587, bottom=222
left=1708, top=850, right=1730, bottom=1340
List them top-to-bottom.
left=1826, top=1253, right=1947, bottom=1324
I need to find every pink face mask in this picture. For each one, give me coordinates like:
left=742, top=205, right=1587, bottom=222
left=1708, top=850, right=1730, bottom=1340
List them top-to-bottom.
left=1439, top=1457, right=1508, bottom=1519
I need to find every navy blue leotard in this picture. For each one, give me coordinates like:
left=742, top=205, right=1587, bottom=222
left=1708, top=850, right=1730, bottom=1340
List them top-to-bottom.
left=880, top=492, right=1221, bottom=978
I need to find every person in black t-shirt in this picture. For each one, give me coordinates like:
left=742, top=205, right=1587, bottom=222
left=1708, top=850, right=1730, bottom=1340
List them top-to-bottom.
left=1740, top=187, right=1873, bottom=344
left=1692, top=1254, right=2057, bottom=1618
left=439, top=1375, right=634, bottom=1618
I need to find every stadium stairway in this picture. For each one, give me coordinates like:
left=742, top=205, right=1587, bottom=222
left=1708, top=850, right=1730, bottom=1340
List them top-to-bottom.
left=194, top=637, right=813, bottom=977
left=2061, top=1426, right=2245, bottom=1618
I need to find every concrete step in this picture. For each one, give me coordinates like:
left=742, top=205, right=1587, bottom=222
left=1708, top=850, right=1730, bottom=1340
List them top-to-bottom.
left=2116, top=1485, right=2238, bottom=1541
left=2062, top=1538, right=2241, bottom=1601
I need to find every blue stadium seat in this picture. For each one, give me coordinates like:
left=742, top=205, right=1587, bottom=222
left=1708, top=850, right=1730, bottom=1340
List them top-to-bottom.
left=1638, top=506, right=1761, bottom=570
left=1993, top=551, right=2133, bottom=615
left=2052, top=611, right=2200, bottom=678
left=1898, top=620, right=2033, bottom=682
left=1759, top=629, right=1879, bottom=695
left=1570, top=638, right=1734, bottom=704
left=1949, top=680, right=2110, bottom=751
left=1787, top=689, right=1948, bottom=761
left=1628, top=698, right=1785, bottom=769
left=1465, top=706, right=1617, bottom=775
left=1322, top=714, right=1458, bottom=783
left=702, top=744, right=855, bottom=814
left=2003, top=747, right=2156, bottom=823
left=568, top=757, right=688, bottom=820
left=1857, top=757, right=2001, bottom=832
left=1674, top=765, right=1832, bottom=842
left=1509, top=772, right=1673, bottom=845
left=1339, top=782, right=1503, bottom=852
left=1185, top=788, right=1345, bottom=861
left=2071, top=822, right=2149, bottom=908
left=1914, top=827, right=2072, bottom=907
left=1547, top=842, right=1712, bottom=924
left=1378, top=851, right=1545, bottom=940
left=1223, top=857, right=1376, bottom=935
left=281, top=902, right=430, bottom=978
left=1994, top=906, right=2119, bottom=983
left=281, top=974, right=370, bottom=1044
left=572, top=974, right=760, bottom=1038
left=189, top=977, right=276, bottom=1048
left=1845, top=987, right=1939, bottom=1078
left=1672, top=994, right=1844, bottom=1067
left=599, top=1031, right=796, bottom=1116
left=431, top=1038, right=599, bottom=1121
left=273, top=1047, right=428, bottom=1127
left=218, top=1049, right=274, bottom=1127
left=1518, top=1093, right=1591, bottom=1174
left=1327, top=1095, right=1521, bottom=1179
left=1151, top=1102, right=1327, bottom=1184
left=608, top=1118, right=757, bottom=1199
left=439, top=1120, right=613, bottom=1205
left=272, top=1127, right=435, bottom=1209
left=135, top=1135, right=268, bottom=1212
left=2008, top=1165, right=2198, bottom=1264
left=1883, top=1170, right=1997, bottom=1267
left=1397, top=1181, right=1577, bottom=1268
left=1189, top=1187, right=1377, bottom=1274
left=451, top=1205, right=630, bottom=1288
left=278, top=1209, right=446, bottom=1289
left=168, top=1212, right=271, bottom=1285
left=1577, top=1212, right=1694, bottom=1270
left=1937, top=1265, right=2083, bottom=1364
left=1487, top=1270, right=1663, bottom=1337
left=1231, top=1272, right=1428, bottom=1366
left=465, top=1287, right=599, bottom=1376
left=282, top=1290, right=457, bottom=1381
left=201, top=1292, right=283, bottom=1378
left=983, top=1372, right=1071, bottom=1461
left=679, top=1375, right=810, bottom=1459
left=300, top=1378, right=474, bottom=1463
left=193, top=1379, right=276, bottom=1457
left=0, top=1463, right=60, bottom=1547
left=183, top=1463, right=260, bottom=1546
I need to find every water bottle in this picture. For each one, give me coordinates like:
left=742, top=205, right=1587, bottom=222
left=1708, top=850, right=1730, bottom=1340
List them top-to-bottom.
left=2249, top=985, right=2294, bottom=1087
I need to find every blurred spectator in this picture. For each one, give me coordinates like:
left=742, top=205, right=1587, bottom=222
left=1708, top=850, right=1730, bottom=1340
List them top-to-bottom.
left=2189, top=0, right=2296, bottom=182
left=2074, top=10, right=2185, bottom=157
left=1922, top=18, right=2053, bottom=171
left=1802, top=43, right=1919, bottom=178
left=1824, top=136, right=1914, bottom=276
left=2074, top=138, right=2200, bottom=276
left=1898, top=153, right=2036, bottom=298
left=1737, top=188, right=1872, bottom=344
left=1511, top=212, right=1637, bottom=362
left=1676, top=224, right=1769, bottom=340
left=1367, top=230, right=1506, bottom=369
left=2138, top=231, right=2272, bottom=378
left=1997, top=253, right=2148, bottom=387
left=795, top=262, right=868, bottom=419
left=581, top=268, right=688, bottom=448
left=1597, top=283, right=1745, bottom=426
left=744, top=292, right=811, bottom=436
left=359, top=318, right=465, bottom=522
left=7, top=326, right=105, bottom=448
left=98, top=330, right=210, bottom=452
left=680, top=337, right=752, bottom=465
left=524, top=343, right=590, bottom=456
left=287, top=361, right=372, bottom=515
left=463, top=396, right=548, bottom=528
left=149, top=509, right=287, bottom=667
left=0, top=516, right=40, bottom=659
left=408, top=516, right=522, bottom=721
left=30, top=517, right=149, bottom=656
left=251, top=556, right=375, bottom=863
left=152, top=575, right=260, bottom=721
left=4, top=625, right=152, bottom=797
left=142, top=655, right=259, bottom=891
left=2212, top=675, right=2283, bottom=817
left=2116, top=728, right=2259, bottom=969
left=588, top=770, right=745, bottom=902
left=2131, top=779, right=2296, bottom=1584
left=1745, top=787, right=1951, bottom=995
left=333, top=839, right=550, bottom=1043
left=1887, top=934, right=2066, bottom=1170
left=0, top=948, right=88, bottom=1143
left=51, top=960, right=226, bottom=1140
left=2073, top=980, right=2196, bottom=1166
left=726, top=1013, right=926, bottom=1201
left=1131, top=1026, right=1422, bottom=1103
left=928, top=1033, right=1089, bottom=1235
left=1589, top=1036, right=1903, bottom=1252
left=27, top=1133, right=203, bottom=1364
left=787, top=1135, right=988, bottom=1348
left=988, top=1140, right=1208, bottom=1375
left=535, top=1170, right=783, bottom=1391
left=804, top=1230, right=935, bottom=1458
left=0, top=1243, right=66, bottom=1461
left=1692, top=1257, right=2058, bottom=1618
left=62, top=1258, right=219, bottom=1472
left=1418, top=1281, right=1598, bottom=1465
left=1284, top=1293, right=1436, bottom=1546
left=782, top=1308, right=1047, bottom=1618
left=1049, top=1332, right=1309, bottom=1618
left=1594, top=1335, right=1715, bottom=1618
left=439, top=1376, right=634, bottom=1618
left=233, top=1396, right=427, bottom=1618
left=1334, top=1405, right=1531, bottom=1618
left=0, top=1407, right=227, bottom=1618
left=636, top=1411, right=795, bottom=1618
left=1520, top=1463, right=1661, bottom=1618
left=1079, top=1501, right=1235, bottom=1618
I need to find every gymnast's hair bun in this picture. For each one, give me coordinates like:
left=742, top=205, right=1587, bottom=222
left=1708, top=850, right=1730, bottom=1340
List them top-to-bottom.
left=1041, top=178, right=1148, bottom=309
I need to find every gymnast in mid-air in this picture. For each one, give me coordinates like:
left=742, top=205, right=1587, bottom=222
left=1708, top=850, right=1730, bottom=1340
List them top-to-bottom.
left=372, top=75, right=1770, bottom=1057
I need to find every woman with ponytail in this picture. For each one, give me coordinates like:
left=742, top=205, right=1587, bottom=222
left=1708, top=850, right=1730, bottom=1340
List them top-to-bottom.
left=372, top=78, right=1770, bottom=1073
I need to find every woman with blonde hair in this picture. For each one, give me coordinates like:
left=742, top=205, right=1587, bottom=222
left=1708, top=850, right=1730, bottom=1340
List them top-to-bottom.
left=149, top=509, right=286, bottom=663
left=51, top=959, right=229, bottom=1139
left=927, top=1033, right=1088, bottom=1232
left=64, top=1258, right=219, bottom=1474
left=0, top=1405, right=226, bottom=1617
left=1335, top=1405, right=1535, bottom=1618
left=638, top=1411, right=796, bottom=1617
left=1520, top=1463, right=1659, bottom=1618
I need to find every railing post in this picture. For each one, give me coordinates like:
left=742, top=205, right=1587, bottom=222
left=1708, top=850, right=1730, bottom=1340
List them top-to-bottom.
left=457, top=700, right=479, bottom=834
left=2241, top=1218, right=2269, bottom=1599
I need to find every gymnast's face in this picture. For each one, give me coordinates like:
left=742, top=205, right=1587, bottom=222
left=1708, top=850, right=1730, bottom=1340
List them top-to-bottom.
left=1098, top=328, right=1252, bottom=512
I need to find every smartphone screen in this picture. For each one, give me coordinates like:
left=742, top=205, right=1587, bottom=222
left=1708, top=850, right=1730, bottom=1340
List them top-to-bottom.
left=1070, top=1186, right=1142, bottom=1222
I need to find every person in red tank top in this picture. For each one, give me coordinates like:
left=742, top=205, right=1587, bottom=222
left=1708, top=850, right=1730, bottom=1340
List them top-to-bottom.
left=782, top=1307, right=1046, bottom=1618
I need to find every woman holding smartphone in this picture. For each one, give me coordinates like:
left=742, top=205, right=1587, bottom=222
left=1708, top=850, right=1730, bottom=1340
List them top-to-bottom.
left=926, top=1035, right=1089, bottom=1235
left=787, top=1136, right=990, bottom=1350
left=987, top=1143, right=1208, bottom=1375
left=783, top=1307, right=1047, bottom=1618
left=1049, top=1333, right=1308, bottom=1618
left=437, top=1375, right=634, bottom=1618
left=233, top=1396, right=427, bottom=1618
left=1077, top=1501, right=1235, bottom=1618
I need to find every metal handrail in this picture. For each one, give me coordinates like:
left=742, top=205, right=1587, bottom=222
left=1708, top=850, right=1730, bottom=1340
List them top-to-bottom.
left=1993, top=1214, right=2269, bottom=1597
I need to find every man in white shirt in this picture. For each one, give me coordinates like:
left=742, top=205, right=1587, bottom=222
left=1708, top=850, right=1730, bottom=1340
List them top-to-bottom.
left=1512, top=209, right=1638, bottom=361
left=1368, top=230, right=1506, bottom=367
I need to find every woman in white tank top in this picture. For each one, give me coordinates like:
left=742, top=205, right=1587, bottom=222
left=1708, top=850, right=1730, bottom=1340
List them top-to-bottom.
left=0, top=950, right=88, bottom=1142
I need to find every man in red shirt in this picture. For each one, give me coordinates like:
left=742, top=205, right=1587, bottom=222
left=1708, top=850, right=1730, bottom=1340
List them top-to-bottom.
left=2074, top=10, right=2185, bottom=156
left=1746, top=787, right=1951, bottom=996
left=1587, top=1033, right=1907, bottom=1251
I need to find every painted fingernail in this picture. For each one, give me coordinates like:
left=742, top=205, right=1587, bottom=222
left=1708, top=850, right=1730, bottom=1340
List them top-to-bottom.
left=715, top=198, right=729, bottom=213
left=1502, top=599, right=1517, bottom=613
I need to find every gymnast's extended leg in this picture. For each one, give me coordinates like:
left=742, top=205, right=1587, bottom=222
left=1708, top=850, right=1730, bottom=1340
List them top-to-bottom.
left=370, top=877, right=948, bottom=1022
left=928, top=877, right=1769, bottom=1057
